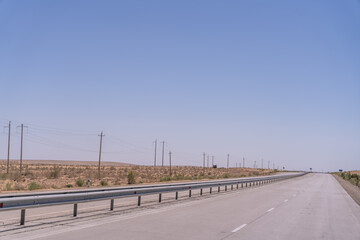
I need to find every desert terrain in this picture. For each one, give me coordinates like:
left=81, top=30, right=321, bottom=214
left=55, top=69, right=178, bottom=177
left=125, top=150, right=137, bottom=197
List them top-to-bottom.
left=0, top=160, right=277, bottom=193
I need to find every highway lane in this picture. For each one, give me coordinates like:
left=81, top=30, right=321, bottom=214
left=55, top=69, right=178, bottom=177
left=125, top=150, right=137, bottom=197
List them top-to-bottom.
left=2, top=173, right=360, bottom=240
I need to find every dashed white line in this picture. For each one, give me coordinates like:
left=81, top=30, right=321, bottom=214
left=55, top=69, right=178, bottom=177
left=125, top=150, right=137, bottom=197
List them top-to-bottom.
left=284, top=199, right=288, bottom=202
left=266, top=207, right=275, bottom=212
left=232, top=224, right=247, bottom=233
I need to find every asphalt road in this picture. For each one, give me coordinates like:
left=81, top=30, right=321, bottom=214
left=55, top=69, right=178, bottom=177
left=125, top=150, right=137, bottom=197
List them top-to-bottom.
left=1, top=173, right=360, bottom=240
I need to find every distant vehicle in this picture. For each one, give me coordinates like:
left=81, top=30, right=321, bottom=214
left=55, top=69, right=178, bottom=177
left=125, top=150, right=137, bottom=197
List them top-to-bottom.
left=339, top=169, right=343, bottom=172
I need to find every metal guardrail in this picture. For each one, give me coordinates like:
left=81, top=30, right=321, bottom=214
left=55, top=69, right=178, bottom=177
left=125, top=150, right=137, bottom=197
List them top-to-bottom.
left=0, top=172, right=306, bottom=225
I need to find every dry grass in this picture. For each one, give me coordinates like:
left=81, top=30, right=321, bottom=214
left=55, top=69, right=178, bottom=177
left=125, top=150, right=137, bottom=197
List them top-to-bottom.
left=0, top=160, right=277, bottom=193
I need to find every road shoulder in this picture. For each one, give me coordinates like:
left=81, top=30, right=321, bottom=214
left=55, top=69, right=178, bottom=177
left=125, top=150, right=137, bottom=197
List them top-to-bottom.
left=333, top=174, right=360, bottom=206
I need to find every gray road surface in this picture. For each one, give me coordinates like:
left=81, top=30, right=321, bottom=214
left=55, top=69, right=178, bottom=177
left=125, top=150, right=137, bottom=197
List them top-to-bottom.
left=1, top=173, right=360, bottom=240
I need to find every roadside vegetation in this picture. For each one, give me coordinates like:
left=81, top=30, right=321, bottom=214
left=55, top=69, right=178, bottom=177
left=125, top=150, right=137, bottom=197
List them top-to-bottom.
left=0, top=160, right=279, bottom=192
left=335, top=171, right=360, bottom=187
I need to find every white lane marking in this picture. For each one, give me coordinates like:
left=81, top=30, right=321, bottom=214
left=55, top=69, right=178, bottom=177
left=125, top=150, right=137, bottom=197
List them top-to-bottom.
left=284, top=199, right=288, bottom=202
left=266, top=207, right=275, bottom=212
left=232, top=224, right=247, bottom=233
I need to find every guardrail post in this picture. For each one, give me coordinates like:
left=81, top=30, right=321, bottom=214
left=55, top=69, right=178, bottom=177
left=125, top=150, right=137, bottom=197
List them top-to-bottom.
left=237, top=183, right=239, bottom=189
left=225, top=185, right=227, bottom=191
left=231, top=185, right=234, bottom=190
left=218, top=186, right=220, bottom=192
left=210, top=187, right=212, bottom=194
left=200, top=188, right=203, bottom=195
left=189, top=190, right=192, bottom=197
left=175, top=192, right=178, bottom=200
left=159, top=193, right=162, bottom=203
left=138, top=196, right=141, bottom=206
left=110, top=199, right=114, bottom=211
left=73, top=203, right=78, bottom=217
left=20, top=209, right=25, bottom=225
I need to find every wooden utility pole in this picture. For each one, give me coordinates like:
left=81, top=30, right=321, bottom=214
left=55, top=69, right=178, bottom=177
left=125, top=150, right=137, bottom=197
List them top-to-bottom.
left=6, top=121, right=11, bottom=174
left=98, top=131, right=105, bottom=178
left=154, top=139, right=157, bottom=167
left=161, top=141, right=165, bottom=167
left=169, top=151, right=172, bottom=176
left=203, top=152, right=205, bottom=171
left=227, top=154, right=229, bottom=169
left=207, top=155, right=209, bottom=168
left=212, top=156, right=214, bottom=167
left=243, top=157, right=245, bottom=168
left=261, top=159, right=264, bottom=169
left=268, top=160, right=270, bottom=169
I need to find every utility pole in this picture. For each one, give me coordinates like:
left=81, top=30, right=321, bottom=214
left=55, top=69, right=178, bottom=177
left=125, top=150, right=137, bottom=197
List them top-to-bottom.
left=6, top=121, right=11, bottom=174
left=17, top=124, right=27, bottom=173
left=98, top=131, right=105, bottom=178
left=154, top=139, right=157, bottom=167
left=161, top=141, right=165, bottom=167
left=169, top=151, right=172, bottom=176
left=203, top=152, right=205, bottom=173
left=227, top=154, right=229, bottom=169
left=212, top=156, right=214, bottom=167
left=243, top=157, right=245, bottom=168
left=261, top=159, right=264, bottom=169
left=268, top=160, right=270, bottom=169
left=254, top=161, right=256, bottom=168
left=236, top=162, right=238, bottom=168
left=273, top=163, right=275, bottom=169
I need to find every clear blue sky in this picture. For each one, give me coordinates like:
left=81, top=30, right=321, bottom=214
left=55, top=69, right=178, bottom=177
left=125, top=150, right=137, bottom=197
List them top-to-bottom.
left=0, top=0, right=359, bottom=172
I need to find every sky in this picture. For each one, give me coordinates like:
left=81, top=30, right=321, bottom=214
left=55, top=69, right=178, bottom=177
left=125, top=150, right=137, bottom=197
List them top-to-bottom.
left=0, top=0, right=359, bottom=172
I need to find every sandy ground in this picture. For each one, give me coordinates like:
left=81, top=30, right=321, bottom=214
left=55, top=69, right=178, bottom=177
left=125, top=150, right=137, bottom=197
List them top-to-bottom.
left=0, top=160, right=277, bottom=193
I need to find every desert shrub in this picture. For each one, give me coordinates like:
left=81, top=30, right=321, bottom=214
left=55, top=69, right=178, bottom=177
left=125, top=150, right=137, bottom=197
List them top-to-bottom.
left=49, top=166, right=61, bottom=179
left=110, top=166, right=116, bottom=171
left=24, top=168, right=34, bottom=178
left=127, top=171, right=136, bottom=184
left=10, top=172, right=22, bottom=181
left=344, top=172, right=352, bottom=180
left=0, top=173, right=8, bottom=180
left=222, top=173, right=230, bottom=178
left=174, top=174, right=185, bottom=180
left=351, top=174, right=359, bottom=180
left=160, top=176, right=172, bottom=182
left=76, top=178, right=85, bottom=187
left=100, top=180, right=108, bottom=186
left=5, top=182, right=12, bottom=191
left=28, top=182, right=41, bottom=191
left=14, top=183, right=25, bottom=190
left=66, top=184, right=73, bottom=188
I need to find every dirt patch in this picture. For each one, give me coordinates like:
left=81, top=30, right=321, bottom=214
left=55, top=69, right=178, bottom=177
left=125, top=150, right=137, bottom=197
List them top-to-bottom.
left=333, top=174, right=360, bottom=206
